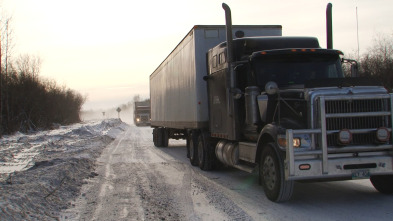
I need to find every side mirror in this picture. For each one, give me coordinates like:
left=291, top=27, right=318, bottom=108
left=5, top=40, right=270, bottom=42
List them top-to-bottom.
left=342, top=58, right=358, bottom=78
left=265, top=81, right=279, bottom=95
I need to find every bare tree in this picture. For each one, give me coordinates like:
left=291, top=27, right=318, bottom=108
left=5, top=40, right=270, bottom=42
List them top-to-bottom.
left=0, top=12, right=14, bottom=135
left=359, top=33, right=393, bottom=91
left=15, top=54, right=42, bottom=78
left=133, top=94, right=141, bottom=102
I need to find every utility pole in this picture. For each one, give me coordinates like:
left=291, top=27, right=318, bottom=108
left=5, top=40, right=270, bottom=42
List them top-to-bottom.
left=356, top=7, right=360, bottom=61
left=0, top=31, right=2, bottom=137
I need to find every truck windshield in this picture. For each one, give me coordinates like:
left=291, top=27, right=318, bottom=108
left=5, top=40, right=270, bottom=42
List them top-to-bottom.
left=252, top=54, right=344, bottom=89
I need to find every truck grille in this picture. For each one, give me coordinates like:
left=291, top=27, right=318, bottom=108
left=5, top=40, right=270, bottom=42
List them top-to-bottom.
left=323, top=97, right=392, bottom=146
left=141, top=116, right=149, bottom=122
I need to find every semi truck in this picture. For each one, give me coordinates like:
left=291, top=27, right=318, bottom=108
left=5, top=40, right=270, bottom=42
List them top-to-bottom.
left=149, top=3, right=393, bottom=202
left=134, top=101, right=151, bottom=126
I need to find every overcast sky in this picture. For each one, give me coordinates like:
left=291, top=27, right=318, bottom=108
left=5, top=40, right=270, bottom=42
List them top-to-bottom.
left=2, top=0, right=392, bottom=110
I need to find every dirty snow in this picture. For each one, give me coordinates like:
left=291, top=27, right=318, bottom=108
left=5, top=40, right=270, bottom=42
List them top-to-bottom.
left=0, top=119, right=128, bottom=220
left=1, top=119, right=392, bottom=221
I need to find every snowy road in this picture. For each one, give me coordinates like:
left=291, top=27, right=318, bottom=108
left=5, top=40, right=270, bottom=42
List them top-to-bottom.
left=61, top=125, right=393, bottom=221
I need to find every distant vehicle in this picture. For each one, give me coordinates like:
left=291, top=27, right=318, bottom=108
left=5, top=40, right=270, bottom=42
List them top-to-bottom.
left=150, top=3, right=393, bottom=202
left=134, top=101, right=150, bottom=126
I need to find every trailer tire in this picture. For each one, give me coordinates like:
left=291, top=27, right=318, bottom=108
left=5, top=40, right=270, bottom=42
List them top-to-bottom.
left=153, top=128, right=166, bottom=147
left=153, top=128, right=159, bottom=147
left=162, top=128, right=169, bottom=147
left=189, top=131, right=199, bottom=166
left=197, top=132, right=214, bottom=171
left=186, top=134, right=190, bottom=158
left=260, top=142, right=293, bottom=202
left=370, top=175, right=393, bottom=194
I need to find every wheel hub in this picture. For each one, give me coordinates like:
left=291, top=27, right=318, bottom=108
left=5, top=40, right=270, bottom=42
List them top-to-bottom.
left=263, top=156, right=277, bottom=190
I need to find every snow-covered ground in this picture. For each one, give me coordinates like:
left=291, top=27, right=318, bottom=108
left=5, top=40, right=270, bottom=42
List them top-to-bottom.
left=0, top=119, right=129, bottom=220
left=1, top=119, right=392, bottom=221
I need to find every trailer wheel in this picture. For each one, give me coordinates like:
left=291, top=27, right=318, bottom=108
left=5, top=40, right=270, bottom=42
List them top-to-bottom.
left=153, top=128, right=166, bottom=147
left=153, top=128, right=160, bottom=147
left=162, top=128, right=169, bottom=147
left=189, top=131, right=199, bottom=166
left=197, top=132, right=214, bottom=171
left=186, top=134, right=190, bottom=158
left=260, top=142, right=294, bottom=202
left=370, top=175, right=393, bottom=194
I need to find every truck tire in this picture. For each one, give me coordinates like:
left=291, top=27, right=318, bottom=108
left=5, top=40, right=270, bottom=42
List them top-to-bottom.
left=153, top=128, right=166, bottom=147
left=153, top=128, right=160, bottom=147
left=162, top=128, right=169, bottom=147
left=189, top=131, right=199, bottom=166
left=197, top=132, right=214, bottom=171
left=186, top=134, right=190, bottom=158
left=259, top=142, right=294, bottom=202
left=370, top=175, right=393, bottom=194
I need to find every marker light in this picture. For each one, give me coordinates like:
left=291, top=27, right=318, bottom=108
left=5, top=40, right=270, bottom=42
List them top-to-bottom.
left=299, top=164, right=311, bottom=170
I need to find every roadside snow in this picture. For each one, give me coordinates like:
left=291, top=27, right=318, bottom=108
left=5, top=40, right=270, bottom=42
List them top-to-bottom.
left=0, top=119, right=129, bottom=220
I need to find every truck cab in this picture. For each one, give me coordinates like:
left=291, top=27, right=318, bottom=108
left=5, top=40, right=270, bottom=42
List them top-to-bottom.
left=150, top=3, right=393, bottom=202
left=206, top=34, right=393, bottom=202
left=134, top=101, right=151, bottom=126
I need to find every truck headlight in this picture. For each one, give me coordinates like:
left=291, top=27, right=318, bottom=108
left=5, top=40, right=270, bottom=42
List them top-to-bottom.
left=136, top=118, right=140, bottom=122
left=278, top=134, right=311, bottom=150
left=278, top=137, right=301, bottom=148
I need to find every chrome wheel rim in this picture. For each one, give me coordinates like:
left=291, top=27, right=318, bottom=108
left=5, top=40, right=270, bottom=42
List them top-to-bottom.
left=263, top=155, right=277, bottom=190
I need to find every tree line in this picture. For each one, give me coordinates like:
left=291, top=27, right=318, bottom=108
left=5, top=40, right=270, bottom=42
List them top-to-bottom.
left=1, top=7, right=392, bottom=136
left=1, top=15, right=85, bottom=136
left=343, top=33, right=393, bottom=91
left=356, top=34, right=393, bottom=91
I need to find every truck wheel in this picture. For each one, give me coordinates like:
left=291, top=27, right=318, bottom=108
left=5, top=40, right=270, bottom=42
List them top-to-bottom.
left=153, top=128, right=165, bottom=147
left=153, top=128, right=159, bottom=147
left=162, top=128, right=169, bottom=147
left=189, top=131, right=199, bottom=166
left=197, top=132, right=214, bottom=171
left=186, top=134, right=190, bottom=158
left=259, top=142, right=294, bottom=202
left=370, top=175, right=393, bottom=194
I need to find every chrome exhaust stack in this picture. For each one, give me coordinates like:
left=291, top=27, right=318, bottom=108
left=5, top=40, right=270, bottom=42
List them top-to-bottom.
left=326, top=3, right=333, bottom=49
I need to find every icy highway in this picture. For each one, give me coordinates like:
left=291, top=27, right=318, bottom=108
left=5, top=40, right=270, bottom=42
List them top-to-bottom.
left=62, top=125, right=393, bottom=221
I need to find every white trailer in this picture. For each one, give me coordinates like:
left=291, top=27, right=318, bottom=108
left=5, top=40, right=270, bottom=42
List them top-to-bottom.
left=150, top=25, right=282, bottom=131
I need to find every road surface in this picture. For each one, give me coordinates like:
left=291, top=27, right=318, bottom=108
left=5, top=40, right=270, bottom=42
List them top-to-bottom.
left=61, top=125, right=393, bottom=220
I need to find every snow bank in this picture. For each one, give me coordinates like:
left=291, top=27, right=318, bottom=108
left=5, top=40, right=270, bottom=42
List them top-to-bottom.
left=0, top=119, right=129, bottom=220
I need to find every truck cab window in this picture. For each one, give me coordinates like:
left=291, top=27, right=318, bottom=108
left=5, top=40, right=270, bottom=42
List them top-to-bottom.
left=219, top=52, right=226, bottom=64
left=252, top=53, right=343, bottom=89
left=212, top=55, right=218, bottom=68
